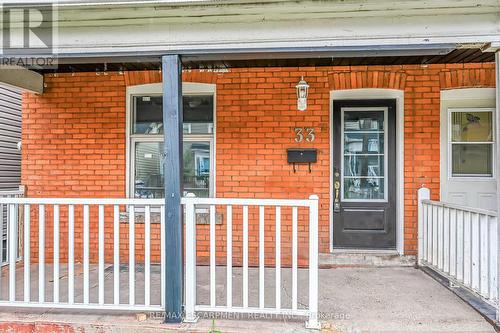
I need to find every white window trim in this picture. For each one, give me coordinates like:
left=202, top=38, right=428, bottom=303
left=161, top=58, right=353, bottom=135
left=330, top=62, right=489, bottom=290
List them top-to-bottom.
left=125, top=82, right=217, bottom=199
left=447, top=107, right=496, bottom=180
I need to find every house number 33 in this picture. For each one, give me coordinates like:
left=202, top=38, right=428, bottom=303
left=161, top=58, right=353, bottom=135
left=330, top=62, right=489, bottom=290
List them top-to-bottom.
left=294, top=127, right=315, bottom=142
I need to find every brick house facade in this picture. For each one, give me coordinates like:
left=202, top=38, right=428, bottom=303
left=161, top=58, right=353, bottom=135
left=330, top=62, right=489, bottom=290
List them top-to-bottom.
left=20, top=63, right=496, bottom=265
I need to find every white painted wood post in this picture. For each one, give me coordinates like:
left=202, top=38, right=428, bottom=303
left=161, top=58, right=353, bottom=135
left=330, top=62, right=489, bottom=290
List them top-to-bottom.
left=495, top=50, right=500, bottom=324
left=418, top=187, right=430, bottom=265
left=184, top=193, right=198, bottom=323
left=306, top=194, right=320, bottom=330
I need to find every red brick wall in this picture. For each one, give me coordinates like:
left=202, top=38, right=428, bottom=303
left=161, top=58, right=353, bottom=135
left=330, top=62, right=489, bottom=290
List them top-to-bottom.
left=21, top=63, right=495, bottom=265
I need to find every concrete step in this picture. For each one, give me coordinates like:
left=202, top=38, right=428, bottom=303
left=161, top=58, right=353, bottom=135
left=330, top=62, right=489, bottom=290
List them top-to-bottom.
left=319, top=251, right=416, bottom=268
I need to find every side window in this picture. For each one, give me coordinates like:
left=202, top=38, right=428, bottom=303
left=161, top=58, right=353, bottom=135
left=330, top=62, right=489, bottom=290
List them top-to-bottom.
left=131, top=94, right=215, bottom=198
left=449, top=108, right=494, bottom=178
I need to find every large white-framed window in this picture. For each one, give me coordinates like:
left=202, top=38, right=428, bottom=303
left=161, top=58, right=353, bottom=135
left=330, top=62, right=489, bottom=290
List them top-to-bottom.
left=126, top=83, right=216, bottom=199
left=448, top=107, right=495, bottom=179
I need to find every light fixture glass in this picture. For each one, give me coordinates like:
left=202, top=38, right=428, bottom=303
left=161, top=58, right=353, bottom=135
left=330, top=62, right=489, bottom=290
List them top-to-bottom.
left=296, top=76, right=309, bottom=111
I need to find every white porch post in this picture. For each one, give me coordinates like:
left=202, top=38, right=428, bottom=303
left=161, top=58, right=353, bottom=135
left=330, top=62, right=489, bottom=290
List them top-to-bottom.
left=495, top=51, right=500, bottom=324
left=417, top=187, right=430, bottom=265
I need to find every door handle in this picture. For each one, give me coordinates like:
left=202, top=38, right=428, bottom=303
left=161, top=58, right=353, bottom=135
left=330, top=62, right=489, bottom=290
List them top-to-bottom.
left=334, top=170, right=341, bottom=212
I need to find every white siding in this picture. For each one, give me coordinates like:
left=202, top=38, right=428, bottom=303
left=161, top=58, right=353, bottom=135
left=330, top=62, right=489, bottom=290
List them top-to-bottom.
left=0, top=84, right=21, bottom=191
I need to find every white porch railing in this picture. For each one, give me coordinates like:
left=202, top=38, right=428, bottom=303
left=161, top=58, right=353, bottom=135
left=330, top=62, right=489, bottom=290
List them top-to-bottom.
left=0, top=188, right=24, bottom=265
left=417, top=188, right=499, bottom=323
left=182, top=194, right=320, bottom=329
left=0, top=195, right=320, bottom=328
left=0, top=197, right=165, bottom=311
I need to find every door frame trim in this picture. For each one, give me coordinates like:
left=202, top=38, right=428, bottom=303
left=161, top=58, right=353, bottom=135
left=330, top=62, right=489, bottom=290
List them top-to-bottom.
left=329, top=89, right=405, bottom=255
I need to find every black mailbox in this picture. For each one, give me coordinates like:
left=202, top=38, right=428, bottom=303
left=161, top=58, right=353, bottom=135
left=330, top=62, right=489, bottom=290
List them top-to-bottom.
left=287, top=148, right=317, bottom=172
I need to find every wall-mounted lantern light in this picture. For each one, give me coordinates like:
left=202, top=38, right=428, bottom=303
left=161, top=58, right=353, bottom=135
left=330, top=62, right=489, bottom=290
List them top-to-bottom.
left=296, top=76, right=309, bottom=111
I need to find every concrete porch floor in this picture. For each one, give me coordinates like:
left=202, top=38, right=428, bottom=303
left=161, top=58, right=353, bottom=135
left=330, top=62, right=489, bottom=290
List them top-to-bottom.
left=0, top=265, right=495, bottom=333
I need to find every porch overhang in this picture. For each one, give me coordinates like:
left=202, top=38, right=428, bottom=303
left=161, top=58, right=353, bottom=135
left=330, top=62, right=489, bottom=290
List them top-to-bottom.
left=7, top=0, right=500, bottom=73
left=0, top=66, right=43, bottom=94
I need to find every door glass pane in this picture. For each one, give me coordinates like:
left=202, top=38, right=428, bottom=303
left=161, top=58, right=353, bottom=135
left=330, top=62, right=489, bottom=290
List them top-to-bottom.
left=343, top=110, right=386, bottom=200
left=344, top=110, right=384, bottom=131
left=451, top=111, right=493, bottom=142
left=344, top=133, right=384, bottom=154
left=183, top=141, right=211, bottom=197
left=134, top=142, right=165, bottom=198
left=451, top=144, right=492, bottom=176
left=344, top=155, right=384, bottom=177
left=344, top=177, right=384, bottom=200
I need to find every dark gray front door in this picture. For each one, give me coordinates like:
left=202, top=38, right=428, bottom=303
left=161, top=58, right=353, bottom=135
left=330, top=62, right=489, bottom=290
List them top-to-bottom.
left=332, top=99, right=396, bottom=249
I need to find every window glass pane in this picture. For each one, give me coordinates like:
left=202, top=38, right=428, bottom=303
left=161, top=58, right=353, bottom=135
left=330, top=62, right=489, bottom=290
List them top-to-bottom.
left=132, top=95, right=214, bottom=135
left=133, top=96, right=163, bottom=135
left=451, top=111, right=493, bottom=142
left=135, top=141, right=213, bottom=198
left=134, top=142, right=164, bottom=198
left=183, top=142, right=211, bottom=197
left=452, top=144, right=492, bottom=176
left=344, top=177, right=384, bottom=200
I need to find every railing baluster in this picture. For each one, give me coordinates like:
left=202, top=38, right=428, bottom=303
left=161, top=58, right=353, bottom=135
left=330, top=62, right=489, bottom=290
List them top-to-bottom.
left=184, top=195, right=197, bottom=322
left=427, top=203, right=432, bottom=263
left=8, top=204, right=16, bottom=302
left=23, top=204, right=30, bottom=302
left=39, top=204, right=45, bottom=303
left=53, top=204, right=60, bottom=303
left=83, top=204, right=90, bottom=304
left=210, top=204, right=216, bottom=308
left=422, top=204, right=428, bottom=262
left=68, top=205, right=74, bottom=304
left=98, top=205, right=105, bottom=305
left=113, top=205, right=120, bottom=305
left=129, top=205, right=135, bottom=306
left=144, top=205, right=151, bottom=306
left=226, top=205, right=232, bottom=308
left=242, top=205, right=249, bottom=309
left=432, top=205, right=438, bottom=266
left=259, top=206, right=265, bottom=309
left=275, top=206, right=281, bottom=310
left=292, top=206, right=298, bottom=311
left=438, top=206, right=444, bottom=270
left=160, top=207, right=165, bottom=309
left=443, top=207, right=450, bottom=273
left=449, top=208, right=457, bottom=277
left=457, top=210, right=464, bottom=282
left=464, top=211, right=472, bottom=287
left=471, top=212, right=480, bottom=291
left=479, top=214, right=489, bottom=297
left=488, top=215, right=498, bottom=301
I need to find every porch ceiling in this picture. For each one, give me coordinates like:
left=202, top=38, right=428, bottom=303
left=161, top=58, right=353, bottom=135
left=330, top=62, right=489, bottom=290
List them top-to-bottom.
left=40, top=48, right=494, bottom=73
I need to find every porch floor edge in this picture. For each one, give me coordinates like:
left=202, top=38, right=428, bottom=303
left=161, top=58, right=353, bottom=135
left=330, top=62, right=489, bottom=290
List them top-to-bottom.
left=419, top=265, right=499, bottom=331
